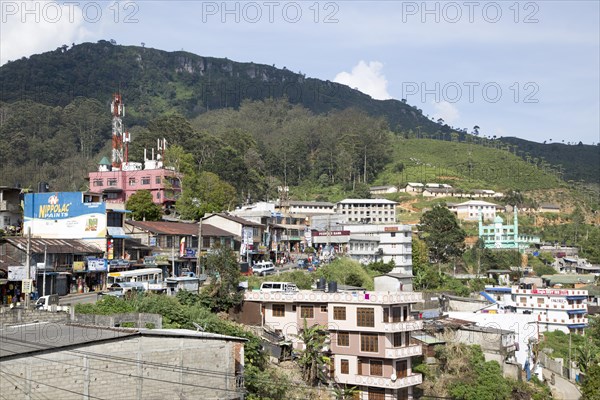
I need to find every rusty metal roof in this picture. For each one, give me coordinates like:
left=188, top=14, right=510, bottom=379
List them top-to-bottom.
left=126, top=220, right=235, bottom=238
left=1, top=237, right=103, bottom=254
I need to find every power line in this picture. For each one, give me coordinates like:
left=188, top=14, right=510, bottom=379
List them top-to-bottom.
left=0, top=345, right=244, bottom=396
left=0, top=370, right=107, bottom=400
left=0, top=370, right=48, bottom=400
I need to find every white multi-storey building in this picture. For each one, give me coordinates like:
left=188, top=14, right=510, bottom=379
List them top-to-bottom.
left=337, top=199, right=397, bottom=224
left=345, top=224, right=413, bottom=275
left=511, top=286, right=588, bottom=334
left=244, top=288, right=423, bottom=400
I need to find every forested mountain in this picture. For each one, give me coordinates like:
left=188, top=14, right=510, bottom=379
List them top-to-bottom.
left=0, top=41, right=597, bottom=205
left=0, top=41, right=441, bottom=133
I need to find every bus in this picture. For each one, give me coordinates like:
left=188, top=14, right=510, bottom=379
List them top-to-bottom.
left=107, top=268, right=165, bottom=292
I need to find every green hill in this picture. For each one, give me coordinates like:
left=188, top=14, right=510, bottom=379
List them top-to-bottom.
left=0, top=41, right=442, bottom=134
left=376, top=139, right=562, bottom=191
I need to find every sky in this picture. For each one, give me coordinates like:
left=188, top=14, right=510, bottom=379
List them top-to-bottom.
left=1, top=1, right=599, bottom=144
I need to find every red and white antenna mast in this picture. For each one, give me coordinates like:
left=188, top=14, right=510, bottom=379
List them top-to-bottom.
left=111, top=93, right=125, bottom=170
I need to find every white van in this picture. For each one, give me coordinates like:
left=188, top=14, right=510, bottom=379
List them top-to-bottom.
left=252, top=261, right=275, bottom=276
left=259, top=282, right=299, bottom=292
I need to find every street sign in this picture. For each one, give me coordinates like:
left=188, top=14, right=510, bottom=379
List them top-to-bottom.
left=22, top=279, right=33, bottom=294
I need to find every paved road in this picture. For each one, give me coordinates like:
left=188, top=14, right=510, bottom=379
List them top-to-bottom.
left=59, top=292, right=99, bottom=306
left=542, top=368, right=581, bottom=400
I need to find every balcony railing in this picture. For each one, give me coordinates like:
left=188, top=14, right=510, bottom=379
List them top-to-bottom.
left=383, top=320, right=423, bottom=332
left=385, top=344, right=422, bottom=359
left=336, top=372, right=422, bottom=389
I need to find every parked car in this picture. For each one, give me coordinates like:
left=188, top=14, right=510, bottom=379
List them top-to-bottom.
left=297, top=259, right=308, bottom=268
left=252, top=261, right=275, bottom=276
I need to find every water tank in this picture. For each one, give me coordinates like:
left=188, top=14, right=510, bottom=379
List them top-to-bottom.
left=38, top=182, right=49, bottom=193
left=317, top=277, right=326, bottom=290
left=328, top=281, right=338, bottom=293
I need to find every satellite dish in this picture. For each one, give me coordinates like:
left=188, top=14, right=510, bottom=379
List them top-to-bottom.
left=390, top=373, right=397, bottom=382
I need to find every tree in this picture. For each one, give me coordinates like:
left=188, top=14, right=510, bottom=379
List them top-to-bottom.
left=125, top=190, right=162, bottom=221
left=418, top=204, right=466, bottom=263
left=199, top=246, right=242, bottom=312
left=296, top=319, right=330, bottom=386
left=576, top=337, right=599, bottom=375
left=581, top=363, right=600, bottom=400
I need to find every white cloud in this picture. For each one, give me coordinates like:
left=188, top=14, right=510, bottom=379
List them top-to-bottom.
left=0, top=1, right=90, bottom=65
left=334, top=61, right=392, bottom=100
left=432, top=101, right=460, bottom=125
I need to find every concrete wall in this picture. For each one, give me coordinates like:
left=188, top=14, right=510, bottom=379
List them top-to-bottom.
left=0, top=308, right=70, bottom=327
left=72, top=312, right=163, bottom=329
left=0, top=335, right=244, bottom=400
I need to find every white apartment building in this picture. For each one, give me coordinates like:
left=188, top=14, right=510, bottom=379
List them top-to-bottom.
left=337, top=199, right=397, bottom=224
left=284, top=200, right=336, bottom=215
left=447, top=200, right=504, bottom=222
left=344, top=224, right=413, bottom=275
left=511, top=286, right=588, bottom=334
left=244, top=288, right=423, bottom=400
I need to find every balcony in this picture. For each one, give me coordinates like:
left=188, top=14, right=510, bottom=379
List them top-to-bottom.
left=0, top=200, right=19, bottom=213
left=383, top=320, right=423, bottom=332
left=385, top=344, right=422, bottom=359
left=336, top=372, right=422, bottom=389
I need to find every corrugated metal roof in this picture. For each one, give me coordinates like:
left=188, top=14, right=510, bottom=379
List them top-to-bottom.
left=126, top=221, right=235, bottom=237
left=2, top=237, right=102, bottom=254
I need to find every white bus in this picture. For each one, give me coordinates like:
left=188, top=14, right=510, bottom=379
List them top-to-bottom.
left=107, top=268, right=165, bottom=292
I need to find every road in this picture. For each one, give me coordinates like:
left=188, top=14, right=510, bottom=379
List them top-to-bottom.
left=59, top=292, right=100, bottom=306
left=542, top=368, right=581, bottom=400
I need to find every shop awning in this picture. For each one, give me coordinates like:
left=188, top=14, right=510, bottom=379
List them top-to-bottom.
left=107, top=227, right=130, bottom=239
left=566, top=296, right=587, bottom=301
left=566, top=309, right=587, bottom=314
left=567, top=324, right=588, bottom=329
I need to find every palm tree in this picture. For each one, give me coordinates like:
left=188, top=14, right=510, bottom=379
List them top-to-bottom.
left=296, top=319, right=330, bottom=386
left=333, top=384, right=358, bottom=400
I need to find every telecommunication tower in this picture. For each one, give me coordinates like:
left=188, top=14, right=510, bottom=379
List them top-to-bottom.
left=111, top=93, right=125, bottom=170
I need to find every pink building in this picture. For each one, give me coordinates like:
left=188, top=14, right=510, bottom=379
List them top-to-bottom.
left=88, top=156, right=181, bottom=209
left=244, top=288, right=423, bottom=400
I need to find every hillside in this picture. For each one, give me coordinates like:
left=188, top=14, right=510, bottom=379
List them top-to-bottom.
left=0, top=41, right=442, bottom=134
left=0, top=42, right=596, bottom=208
left=499, top=137, right=600, bottom=185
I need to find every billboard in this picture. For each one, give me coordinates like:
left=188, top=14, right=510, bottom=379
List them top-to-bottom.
left=24, top=192, right=107, bottom=239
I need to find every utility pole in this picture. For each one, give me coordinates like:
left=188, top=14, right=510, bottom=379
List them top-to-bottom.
left=196, top=216, right=203, bottom=275
left=25, top=227, right=31, bottom=308
left=42, top=244, right=47, bottom=297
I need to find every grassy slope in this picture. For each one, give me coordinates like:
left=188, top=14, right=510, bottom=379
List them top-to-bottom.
left=376, top=138, right=561, bottom=192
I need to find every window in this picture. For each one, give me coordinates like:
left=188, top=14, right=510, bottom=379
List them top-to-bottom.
left=155, top=176, right=162, bottom=184
left=128, top=177, right=136, bottom=186
left=142, top=177, right=151, bottom=185
left=107, top=178, right=117, bottom=186
left=93, top=179, right=103, bottom=187
left=107, top=212, right=123, bottom=227
left=520, top=297, right=527, bottom=304
left=537, top=298, right=545, bottom=305
left=272, top=304, right=285, bottom=317
left=300, top=305, right=314, bottom=319
left=320, top=305, right=328, bottom=313
left=333, top=306, right=346, bottom=320
left=357, top=307, right=375, bottom=327
left=392, top=307, right=403, bottom=322
left=383, top=308, right=389, bottom=323
left=337, top=332, right=349, bottom=347
left=393, top=332, right=403, bottom=347
left=361, top=333, right=378, bottom=352
left=340, top=359, right=349, bottom=374
left=357, top=359, right=363, bottom=375
left=370, top=360, right=383, bottom=376
left=368, top=387, right=385, bottom=400
left=397, top=388, right=409, bottom=400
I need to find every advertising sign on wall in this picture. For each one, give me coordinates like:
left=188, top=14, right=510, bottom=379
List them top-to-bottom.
left=24, top=192, right=107, bottom=239
left=87, top=258, right=108, bottom=271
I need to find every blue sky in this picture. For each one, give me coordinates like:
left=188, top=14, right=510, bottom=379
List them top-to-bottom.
left=1, top=1, right=599, bottom=144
